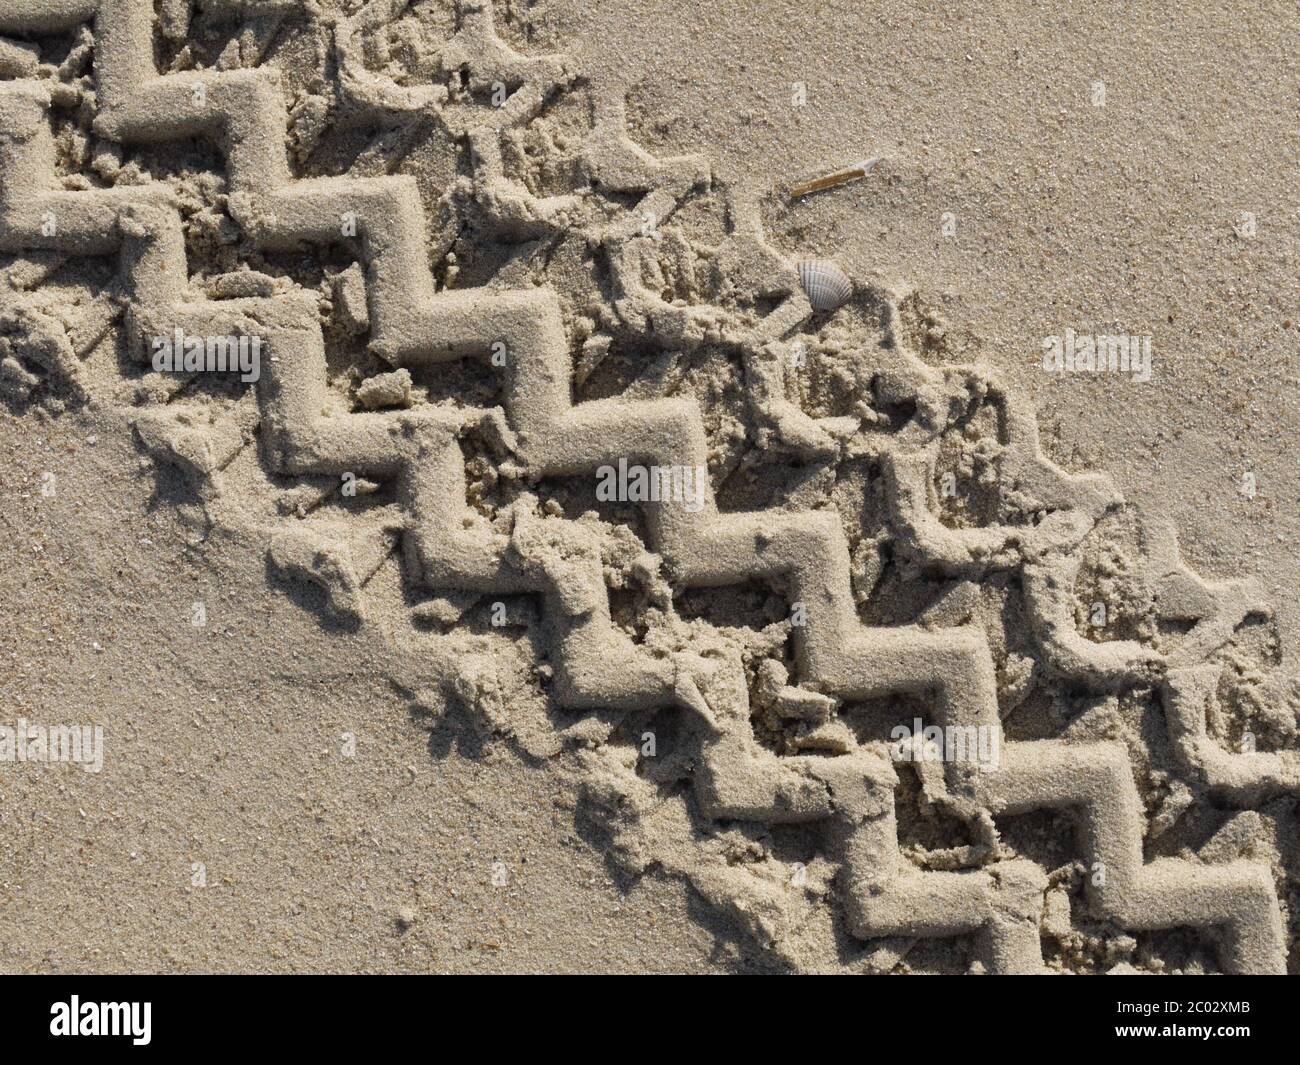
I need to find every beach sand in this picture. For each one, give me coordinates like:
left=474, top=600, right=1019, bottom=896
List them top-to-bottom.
left=0, top=0, right=1296, bottom=974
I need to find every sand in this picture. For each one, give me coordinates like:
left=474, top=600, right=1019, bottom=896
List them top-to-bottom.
left=0, top=0, right=1296, bottom=975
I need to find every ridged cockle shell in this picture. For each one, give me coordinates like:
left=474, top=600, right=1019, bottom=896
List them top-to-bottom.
left=797, top=259, right=853, bottom=312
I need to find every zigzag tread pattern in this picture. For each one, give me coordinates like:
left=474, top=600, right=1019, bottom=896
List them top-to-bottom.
left=0, top=0, right=1294, bottom=974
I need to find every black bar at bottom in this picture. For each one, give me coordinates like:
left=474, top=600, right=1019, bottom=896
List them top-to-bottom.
left=0, top=973, right=1289, bottom=1051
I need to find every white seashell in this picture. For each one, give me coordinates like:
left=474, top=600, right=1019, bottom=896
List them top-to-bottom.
left=797, top=259, right=853, bottom=312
